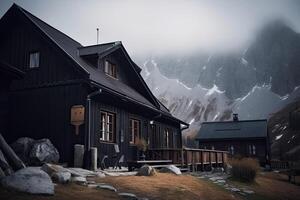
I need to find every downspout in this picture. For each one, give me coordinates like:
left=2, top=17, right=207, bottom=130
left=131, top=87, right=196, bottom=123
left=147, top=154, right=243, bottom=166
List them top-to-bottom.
left=86, top=89, right=102, bottom=151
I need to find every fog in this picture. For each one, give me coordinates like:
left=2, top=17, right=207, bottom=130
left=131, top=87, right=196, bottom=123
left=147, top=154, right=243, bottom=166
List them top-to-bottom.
left=1, top=0, right=300, bottom=56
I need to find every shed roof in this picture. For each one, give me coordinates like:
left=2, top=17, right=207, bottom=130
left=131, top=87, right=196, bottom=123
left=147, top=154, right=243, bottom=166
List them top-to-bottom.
left=196, top=119, right=268, bottom=140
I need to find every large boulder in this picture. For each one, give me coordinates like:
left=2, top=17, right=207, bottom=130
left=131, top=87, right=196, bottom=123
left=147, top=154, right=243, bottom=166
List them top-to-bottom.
left=11, top=137, right=34, bottom=164
left=29, top=139, right=59, bottom=165
left=41, top=163, right=66, bottom=176
left=136, top=165, right=156, bottom=176
left=159, top=165, right=182, bottom=175
left=0, top=167, right=54, bottom=195
left=52, top=171, right=71, bottom=184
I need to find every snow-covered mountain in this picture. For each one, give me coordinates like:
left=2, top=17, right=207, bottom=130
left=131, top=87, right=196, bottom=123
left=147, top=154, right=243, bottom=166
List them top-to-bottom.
left=136, top=19, right=300, bottom=148
left=141, top=59, right=299, bottom=133
left=141, top=59, right=233, bottom=132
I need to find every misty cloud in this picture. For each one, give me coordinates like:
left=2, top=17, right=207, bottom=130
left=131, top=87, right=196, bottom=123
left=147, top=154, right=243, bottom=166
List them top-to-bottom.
left=1, top=0, right=300, bottom=56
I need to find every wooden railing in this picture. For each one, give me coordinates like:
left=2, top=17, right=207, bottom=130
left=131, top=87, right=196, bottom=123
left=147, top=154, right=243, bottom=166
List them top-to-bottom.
left=147, top=147, right=228, bottom=171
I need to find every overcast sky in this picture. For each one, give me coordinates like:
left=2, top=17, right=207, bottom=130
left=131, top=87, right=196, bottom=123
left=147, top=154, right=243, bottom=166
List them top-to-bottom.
left=1, top=0, right=300, bottom=56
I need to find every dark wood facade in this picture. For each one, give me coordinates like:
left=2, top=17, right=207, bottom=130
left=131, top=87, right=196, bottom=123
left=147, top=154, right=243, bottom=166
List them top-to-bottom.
left=0, top=4, right=187, bottom=166
left=196, top=118, right=270, bottom=165
left=198, top=138, right=268, bottom=164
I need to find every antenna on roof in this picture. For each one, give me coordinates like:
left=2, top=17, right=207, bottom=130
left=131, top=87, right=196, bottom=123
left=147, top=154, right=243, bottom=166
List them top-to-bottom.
left=96, top=28, right=99, bottom=44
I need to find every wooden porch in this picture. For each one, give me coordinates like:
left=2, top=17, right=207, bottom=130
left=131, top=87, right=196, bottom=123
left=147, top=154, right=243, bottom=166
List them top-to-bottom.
left=147, top=148, right=229, bottom=171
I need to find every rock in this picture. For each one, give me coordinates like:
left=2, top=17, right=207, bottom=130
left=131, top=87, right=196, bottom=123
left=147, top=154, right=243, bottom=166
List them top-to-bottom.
left=10, top=137, right=34, bottom=164
left=29, top=139, right=59, bottom=166
left=41, top=163, right=66, bottom=176
left=225, top=164, right=232, bottom=175
left=136, top=165, right=156, bottom=176
left=159, top=165, right=182, bottom=175
left=0, top=167, right=54, bottom=195
left=212, top=167, right=224, bottom=173
left=67, top=168, right=99, bottom=177
left=52, top=171, right=71, bottom=184
left=71, top=176, right=87, bottom=184
left=209, top=176, right=223, bottom=181
left=87, top=180, right=96, bottom=184
left=87, top=184, right=98, bottom=188
left=97, top=184, right=117, bottom=192
left=230, top=188, right=240, bottom=192
left=243, top=189, right=255, bottom=194
left=118, top=192, right=137, bottom=200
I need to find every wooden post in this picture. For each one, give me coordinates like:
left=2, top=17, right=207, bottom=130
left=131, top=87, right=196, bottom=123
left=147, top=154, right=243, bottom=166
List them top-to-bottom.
left=0, top=134, right=25, bottom=170
left=74, top=144, right=84, bottom=168
left=90, top=147, right=97, bottom=171
left=0, top=149, right=13, bottom=175
left=181, top=149, right=184, bottom=168
left=185, top=149, right=189, bottom=171
left=192, top=151, right=194, bottom=172
left=201, top=151, right=204, bottom=171
left=209, top=151, right=212, bottom=169
left=215, top=152, right=218, bottom=167
left=222, top=152, right=225, bottom=167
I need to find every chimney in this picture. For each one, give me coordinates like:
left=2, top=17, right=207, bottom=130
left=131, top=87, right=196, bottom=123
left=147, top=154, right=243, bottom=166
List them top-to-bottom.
left=233, top=113, right=239, bottom=121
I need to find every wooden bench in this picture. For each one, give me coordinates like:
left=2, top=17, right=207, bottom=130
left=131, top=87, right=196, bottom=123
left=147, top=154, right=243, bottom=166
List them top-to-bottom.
left=127, top=160, right=172, bottom=171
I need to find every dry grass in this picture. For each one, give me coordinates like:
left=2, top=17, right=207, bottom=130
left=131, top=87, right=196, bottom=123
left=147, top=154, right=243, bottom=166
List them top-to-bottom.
left=230, top=158, right=260, bottom=182
left=1, top=172, right=300, bottom=200
left=227, top=172, right=300, bottom=200
left=99, top=173, right=239, bottom=200
left=253, top=173, right=300, bottom=200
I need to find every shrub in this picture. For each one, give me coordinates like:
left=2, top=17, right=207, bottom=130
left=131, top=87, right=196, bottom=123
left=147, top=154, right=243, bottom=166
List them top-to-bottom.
left=136, top=138, right=148, bottom=152
left=229, top=158, right=260, bottom=182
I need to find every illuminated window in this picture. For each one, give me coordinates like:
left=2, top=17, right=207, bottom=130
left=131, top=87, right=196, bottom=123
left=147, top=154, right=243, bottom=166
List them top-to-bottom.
left=100, top=111, right=115, bottom=142
left=129, top=119, right=140, bottom=144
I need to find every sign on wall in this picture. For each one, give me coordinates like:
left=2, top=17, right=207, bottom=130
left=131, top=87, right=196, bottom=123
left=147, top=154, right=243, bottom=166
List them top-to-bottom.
left=70, top=105, right=85, bottom=135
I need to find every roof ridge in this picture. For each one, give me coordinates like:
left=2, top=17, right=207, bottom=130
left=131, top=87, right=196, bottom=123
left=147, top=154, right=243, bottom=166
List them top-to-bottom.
left=78, top=41, right=121, bottom=49
left=202, top=119, right=267, bottom=124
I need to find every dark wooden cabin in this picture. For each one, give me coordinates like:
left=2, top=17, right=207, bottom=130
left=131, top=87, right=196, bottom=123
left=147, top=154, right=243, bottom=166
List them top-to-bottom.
left=0, top=4, right=189, bottom=166
left=0, top=61, right=24, bottom=137
left=196, top=114, right=270, bottom=165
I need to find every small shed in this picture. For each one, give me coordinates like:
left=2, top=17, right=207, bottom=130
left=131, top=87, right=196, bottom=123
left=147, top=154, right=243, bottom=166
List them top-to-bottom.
left=195, top=114, right=270, bottom=165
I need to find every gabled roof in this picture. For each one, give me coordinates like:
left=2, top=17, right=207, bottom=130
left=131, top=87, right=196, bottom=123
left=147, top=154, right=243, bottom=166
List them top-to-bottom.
left=2, top=4, right=187, bottom=125
left=196, top=119, right=268, bottom=140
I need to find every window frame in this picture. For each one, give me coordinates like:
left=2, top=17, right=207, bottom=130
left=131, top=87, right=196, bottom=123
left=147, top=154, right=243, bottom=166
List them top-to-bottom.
left=29, top=51, right=40, bottom=69
left=104, top=60, right=117, bottom=79
left=99, top=110, right=116, bottom=143
left=129, top=118, right=141, bottom=145
left=163, top=128, right=170, bottom=148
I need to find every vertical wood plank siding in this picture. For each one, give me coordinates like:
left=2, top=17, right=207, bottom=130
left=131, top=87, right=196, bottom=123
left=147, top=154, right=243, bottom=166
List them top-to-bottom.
left=90, top=100, right=182, bottom=166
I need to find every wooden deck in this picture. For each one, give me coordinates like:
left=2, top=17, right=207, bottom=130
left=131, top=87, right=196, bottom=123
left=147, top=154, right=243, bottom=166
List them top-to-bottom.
left=147, top=148, right=228, bottom=171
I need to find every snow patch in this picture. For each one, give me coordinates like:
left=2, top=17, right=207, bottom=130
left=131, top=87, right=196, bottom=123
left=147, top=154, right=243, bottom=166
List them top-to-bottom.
left=241, top=58, right=248, bottom=65
left=276, top=134, right=283, bottom=140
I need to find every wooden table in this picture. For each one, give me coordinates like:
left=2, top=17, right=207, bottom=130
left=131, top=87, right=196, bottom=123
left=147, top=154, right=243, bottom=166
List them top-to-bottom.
left=127, top=160, right=172, bottom=171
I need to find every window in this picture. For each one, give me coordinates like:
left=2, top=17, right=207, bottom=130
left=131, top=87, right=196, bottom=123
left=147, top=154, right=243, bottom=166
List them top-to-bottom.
left=29, top=52, right=40, bottom=68
left=104, top=60, right=117, bottom=78
left=100, top=111, right=115, bottom=142
left=129, top=119, right=140, bottom=144
left=163, top=128, right=173, bottom=148
left=229, top=145, right=234, bottom=155
left=249, top=145, right=256, bottom=155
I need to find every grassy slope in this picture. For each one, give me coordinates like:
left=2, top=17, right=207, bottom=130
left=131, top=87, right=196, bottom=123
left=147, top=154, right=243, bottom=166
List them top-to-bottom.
left=0, top=172, right=299, bottom=200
